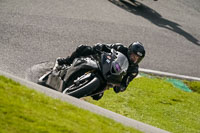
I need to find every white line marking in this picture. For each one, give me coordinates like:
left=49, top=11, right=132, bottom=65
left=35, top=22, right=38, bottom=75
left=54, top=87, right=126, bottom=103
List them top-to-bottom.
left=139, top=68, right=200, bottom=81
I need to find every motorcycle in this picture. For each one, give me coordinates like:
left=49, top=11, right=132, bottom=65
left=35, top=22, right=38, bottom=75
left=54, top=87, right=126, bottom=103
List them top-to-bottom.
left=29, top=49, right=129, bottom=99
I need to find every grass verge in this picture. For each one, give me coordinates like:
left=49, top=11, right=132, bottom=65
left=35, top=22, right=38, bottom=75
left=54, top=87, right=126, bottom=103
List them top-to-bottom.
left=0, top=75, right=140, bottom=133
left=86, top=76, right=200, bottom=133
left=185, top=80, right=200, bottom=93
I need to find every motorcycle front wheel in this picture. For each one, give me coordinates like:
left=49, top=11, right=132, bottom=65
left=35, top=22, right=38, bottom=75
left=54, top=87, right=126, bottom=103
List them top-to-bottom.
left=63, top=73, right=101, bottom=98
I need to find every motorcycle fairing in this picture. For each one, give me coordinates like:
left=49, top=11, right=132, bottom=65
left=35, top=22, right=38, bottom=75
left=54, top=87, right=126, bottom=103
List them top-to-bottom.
left=100, top=50, right=129, bottom=85
left=100, top=53, right=113, bottom=78
left=63, top=57, right=99, bottom=84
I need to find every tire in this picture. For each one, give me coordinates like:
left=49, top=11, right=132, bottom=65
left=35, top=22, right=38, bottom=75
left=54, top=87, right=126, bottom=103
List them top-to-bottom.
left=63, top=76, right=100, bottom=98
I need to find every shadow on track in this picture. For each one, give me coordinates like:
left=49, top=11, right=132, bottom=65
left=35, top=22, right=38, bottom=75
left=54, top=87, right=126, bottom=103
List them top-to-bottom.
left=109, top=0, right=200, bottom=46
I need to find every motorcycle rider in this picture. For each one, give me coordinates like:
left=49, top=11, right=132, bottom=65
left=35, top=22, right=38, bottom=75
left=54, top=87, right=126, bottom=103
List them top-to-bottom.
left=53, top=42, right=145, bottom=100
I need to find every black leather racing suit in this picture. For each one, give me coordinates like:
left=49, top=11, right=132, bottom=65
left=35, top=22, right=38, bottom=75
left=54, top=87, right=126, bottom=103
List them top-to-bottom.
left=57, top=43, right=139, bottom=100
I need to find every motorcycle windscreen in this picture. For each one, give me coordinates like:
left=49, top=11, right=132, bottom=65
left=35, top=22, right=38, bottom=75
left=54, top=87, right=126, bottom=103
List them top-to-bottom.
left=108, top=52, right=129, bottom=84
left=110, top=52, right=129, bottom=76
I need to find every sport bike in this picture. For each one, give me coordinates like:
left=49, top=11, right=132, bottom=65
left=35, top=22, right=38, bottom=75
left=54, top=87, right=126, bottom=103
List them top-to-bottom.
left=26, top=49, right=129, bottom=99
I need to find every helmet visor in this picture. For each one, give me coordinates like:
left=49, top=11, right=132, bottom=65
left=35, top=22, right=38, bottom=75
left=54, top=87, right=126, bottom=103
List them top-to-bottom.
left=130, top=53, right=143, bottom=64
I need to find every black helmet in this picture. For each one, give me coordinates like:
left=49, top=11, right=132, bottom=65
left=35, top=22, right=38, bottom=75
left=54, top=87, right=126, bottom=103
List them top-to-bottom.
left=128, top=42, right=145, bottom=64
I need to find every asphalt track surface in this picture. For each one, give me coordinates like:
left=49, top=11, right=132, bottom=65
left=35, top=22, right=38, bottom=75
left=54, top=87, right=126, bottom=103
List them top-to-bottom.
left=0, top=0, right=200, bottom=78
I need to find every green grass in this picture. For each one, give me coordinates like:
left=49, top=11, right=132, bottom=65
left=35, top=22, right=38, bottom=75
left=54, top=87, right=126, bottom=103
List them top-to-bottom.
left=0, top=75, right=141, bottom=133
left=86, top=76, right=200, bottom=133
left=185, top=80, right=200, bottom=93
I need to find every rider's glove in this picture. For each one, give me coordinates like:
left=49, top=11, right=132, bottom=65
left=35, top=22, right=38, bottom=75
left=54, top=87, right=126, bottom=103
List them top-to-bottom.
left=113, top=85, right=126, bottom=93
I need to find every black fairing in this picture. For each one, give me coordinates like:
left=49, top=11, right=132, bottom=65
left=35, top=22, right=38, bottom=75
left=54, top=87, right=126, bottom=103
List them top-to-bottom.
left=100, top=53, right=113, bottom=78
left=63, top=57, right=99, bottom=84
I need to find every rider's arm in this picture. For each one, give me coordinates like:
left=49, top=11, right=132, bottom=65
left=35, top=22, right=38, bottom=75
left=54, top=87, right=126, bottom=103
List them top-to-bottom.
left=56, top=43, right=124, bottom=65
left=92, top=43, right=125, bottom=53
left=92, top=43, right=111, bottom=53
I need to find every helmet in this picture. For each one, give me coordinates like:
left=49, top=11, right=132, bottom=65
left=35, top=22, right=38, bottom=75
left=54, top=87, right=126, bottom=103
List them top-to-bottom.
left=128, top=42, right=145, bottom=64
